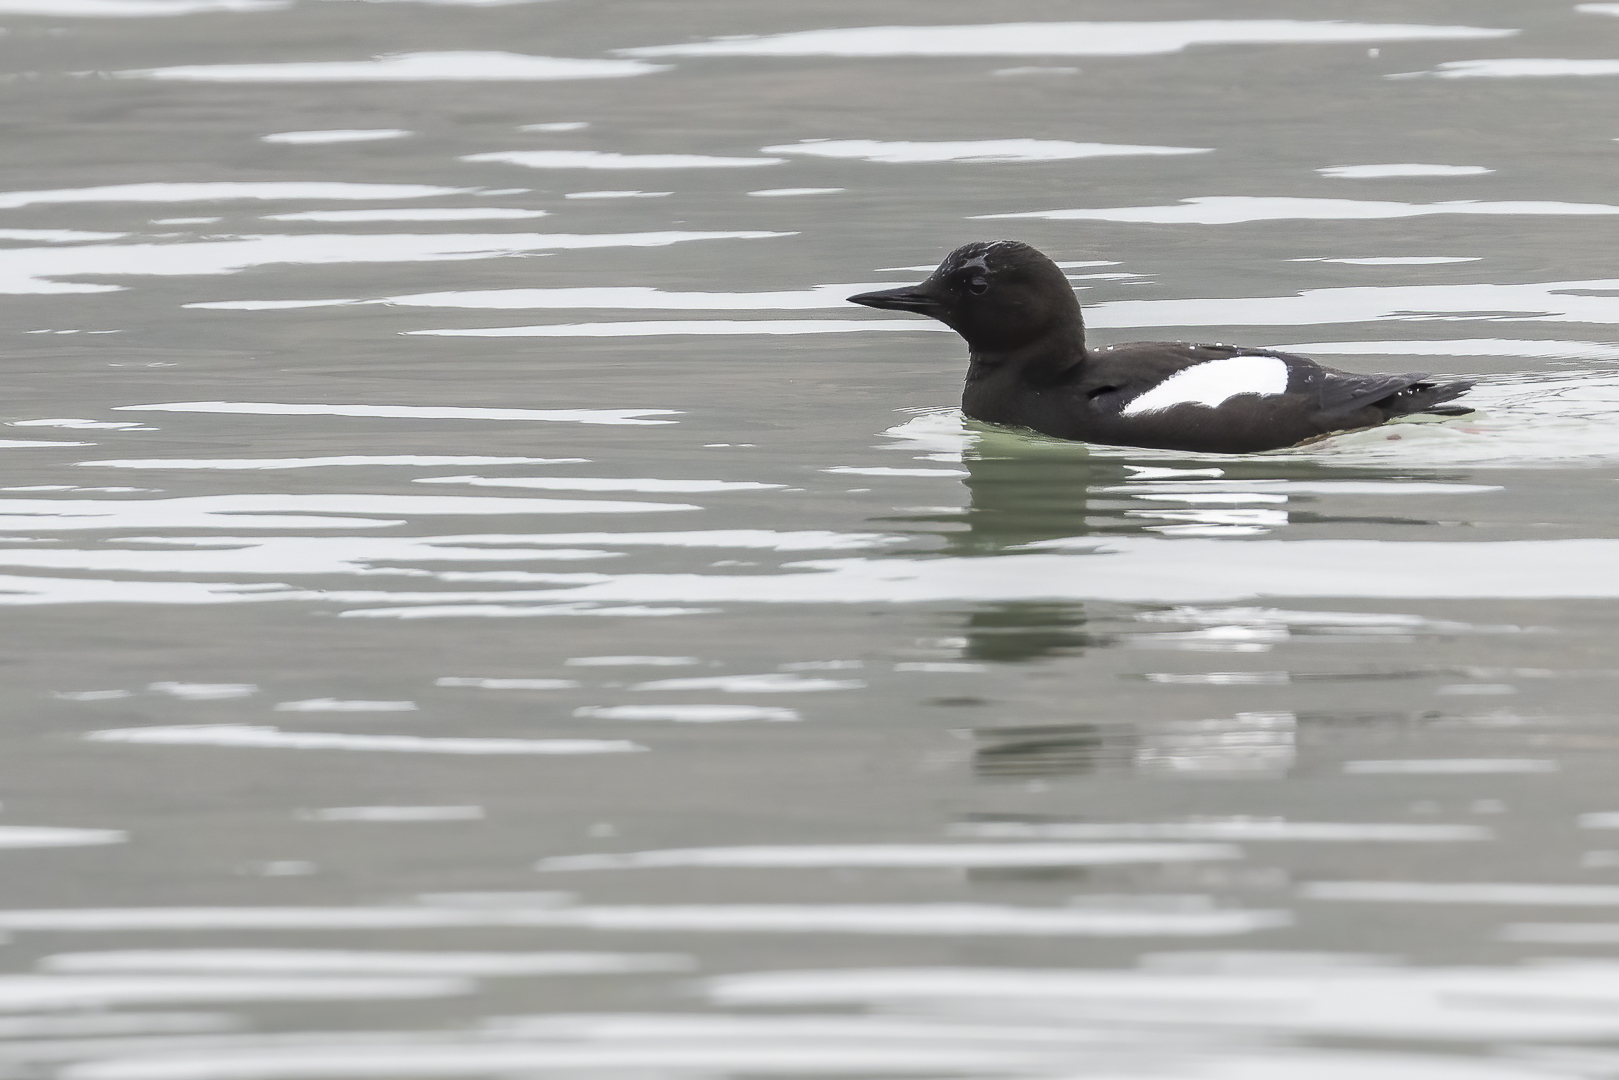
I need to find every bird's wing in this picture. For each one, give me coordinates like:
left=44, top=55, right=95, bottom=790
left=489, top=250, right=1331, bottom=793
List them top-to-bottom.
left=1081, top=342, right=1246, bottom=393
left=1086, top=343, right=1431, bottom=417
left=1220, top=347, right=1435, bottom=418
left=1308, top=368, right=1433, bottom=418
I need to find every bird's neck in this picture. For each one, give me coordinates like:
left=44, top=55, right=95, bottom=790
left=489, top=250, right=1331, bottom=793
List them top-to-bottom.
left=964, top=318, right=1088, bottom=389
left=960, top=319, right=1088, bottom=432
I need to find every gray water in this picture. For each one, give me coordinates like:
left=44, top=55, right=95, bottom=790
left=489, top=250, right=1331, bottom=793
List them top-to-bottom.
left=3, top=1, right=1619, bottom=1077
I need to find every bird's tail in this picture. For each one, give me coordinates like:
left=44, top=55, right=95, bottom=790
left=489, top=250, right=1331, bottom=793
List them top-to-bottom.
left=1386, top=379, right=1475, bottom=417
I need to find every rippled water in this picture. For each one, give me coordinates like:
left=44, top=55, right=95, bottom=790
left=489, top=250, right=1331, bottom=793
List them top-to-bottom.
left=3, top=1, right=1619, bottom=1077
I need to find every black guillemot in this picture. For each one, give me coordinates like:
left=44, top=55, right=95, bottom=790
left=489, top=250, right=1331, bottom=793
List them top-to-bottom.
left=848, top=240, right=1474, bottom=454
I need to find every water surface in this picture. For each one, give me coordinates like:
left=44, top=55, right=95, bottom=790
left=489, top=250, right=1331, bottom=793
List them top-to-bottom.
left=3, top=1, right=1619, bottom=1077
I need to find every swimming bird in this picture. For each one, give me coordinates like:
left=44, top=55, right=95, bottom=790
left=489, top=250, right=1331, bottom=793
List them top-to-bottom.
left=848, top=240, right=1473, bottom=454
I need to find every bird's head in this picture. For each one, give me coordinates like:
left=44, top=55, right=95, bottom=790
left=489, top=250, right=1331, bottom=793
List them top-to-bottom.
left=848, top=240, right=1082, bottom=355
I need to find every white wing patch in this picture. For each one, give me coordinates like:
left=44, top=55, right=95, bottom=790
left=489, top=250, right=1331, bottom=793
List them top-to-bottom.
left=1120, top=355, right=1291, bottom=417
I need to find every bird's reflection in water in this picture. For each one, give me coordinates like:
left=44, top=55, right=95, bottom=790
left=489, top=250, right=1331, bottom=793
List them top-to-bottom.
left=880, top=419, right=1473, bottom=556
left=876, top=421, right=1485, bottom=780
left=935, top=431, right=1141, bottom=555
left=954, top=602, right=1115, bottom=778
left=961, top=602, right=1098, bottom=664
left=972, top=712, right=1299, bottom=782
left=973, top=722, right=1114, bottom=779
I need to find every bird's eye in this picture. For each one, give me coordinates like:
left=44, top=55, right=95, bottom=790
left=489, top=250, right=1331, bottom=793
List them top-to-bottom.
left=968, top=276, right=989, bottom=295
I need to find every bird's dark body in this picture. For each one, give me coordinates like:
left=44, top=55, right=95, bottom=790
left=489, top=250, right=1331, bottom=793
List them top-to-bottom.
left=848, top=240, right=1473, bottom=455
left=964, top=340, right=1470, bottom=454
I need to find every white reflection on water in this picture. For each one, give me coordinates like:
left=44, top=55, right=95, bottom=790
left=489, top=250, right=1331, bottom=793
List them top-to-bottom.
left=0, top=0, right=278, bottom=12
left=621, top=21, right=1516, bottom=58
left=124, top=53, right=668, bottom=82
left=1395, top=58, right=1619, bottom=79
left=995, top=65, right=1080, bottom=76
left=260, top=129, right=410, bottom=144
left=759, top=139, right=1210, bottom=163
left=462, top=150, right=782, bottom=169
left=1318, top=164, right=1493, bottom=178
left=0, top=182, right=469, bottom=209
left=748, top=187, right=844, bottom=196
left=562, top=189, right=671, bottom=198
left=982, top=196, right=1619, bottom=224
left=262, top=208, right=546, bottom=221
left=0, top=229, right=788, bottom=294
left=0, top=229, right=129, bottom=242
left=1295, top=256, right=1482, bottom=264
left=113, top=401, right=679, bottom=424
left=13, top=418, right=151, bottom=430
left=77, top=456, right=582, bottom=470
left=417, top=474, right=783, bottom=493
left=1095, top=475, right=1496, bottom=537
left=1108, top=480, right=1497, bottom=496
left=0, top=492, right=696, bottom=532
left=0, top=530, right=892, bottom=584
left=413, top=530, right=890, bottom=551
left=0, top=536, right=621, bottom=577
left=10, top=536, right=1616, bottom=611
left=374, top=539, right=1619, bottom=609
left=0, top=578, right=688, bottom=609
left=1127, top=606, right=1520, bottom=643
left=1127, top=622, right=1289, bottom=653
left=566, top=655, right=698, bottom=666
left=1146, top=671, right=1283, bottom=685
left=626, top=673, right=862, bottom=692
left=436, top=677, right=578, bottom=689
left=148, top=681, right=256, bottom=699
left=273, top=699, right=418, bottom=712
left=573, top=705, right=800, bottom=722
left=1135, top=712, right=1296, bottom=775
left=86, top=726, right=646, bottom=754
left=1343, top=759, right=1557, bottom=775
left=303, top=805, right=485, bottom=821
left=1581, top=812, right=1619, bottom=828
left=952, top=821, right=1491, bottom=842
left=0, top=826, right=125, bottom=848
left=535, top=842, right=1240, bottom=871
left=1305, top=882, right=1619, bottom=905
left=0, top=902, right=1287, bottom=936
left=308, top=904, right=1289, bottom=936
left=0, top=907, right=586, bottom=930
left=1501, top=924, right=1619, bottom=942
left=41, top=950, right=690, bottom=975
left=706, top=961, right=1619, bottom=1042
left=0, top=974, right=468, bottom=1009
left=0, top=1012, right=237, bottom=1037
left=37, top=1031, right=1583, bottom=1080
left=18, top=1036, right=1575, bottom=1080
left=60, top=1042, right=1064, bottom=1079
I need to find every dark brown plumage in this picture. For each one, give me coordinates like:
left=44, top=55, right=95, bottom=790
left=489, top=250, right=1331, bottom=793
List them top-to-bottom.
left=849, top=240, right=1473, bottom=454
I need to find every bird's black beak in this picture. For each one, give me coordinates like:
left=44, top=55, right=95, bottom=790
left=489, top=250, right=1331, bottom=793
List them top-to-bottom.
left=847, top=284, right=943, bottom=316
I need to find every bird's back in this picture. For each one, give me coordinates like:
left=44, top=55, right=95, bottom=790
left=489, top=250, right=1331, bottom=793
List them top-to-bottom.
left=966, top=340, right=1473, bottom=453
